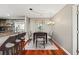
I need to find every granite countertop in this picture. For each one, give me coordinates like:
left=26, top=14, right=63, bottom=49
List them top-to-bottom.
left=0, top=32, right=20, bottom=37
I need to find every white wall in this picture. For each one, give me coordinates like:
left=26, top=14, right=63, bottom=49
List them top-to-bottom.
left=51, top=5, right=73, bottom=54
left=72, top=5, right=77, bottom=55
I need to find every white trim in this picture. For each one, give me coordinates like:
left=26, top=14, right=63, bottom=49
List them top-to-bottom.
left=72, top=5, right=77, bottom=55
left=53, top=39, right=71, bottom=55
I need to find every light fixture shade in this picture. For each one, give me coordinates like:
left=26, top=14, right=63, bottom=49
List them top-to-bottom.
left=47, top=21, right=55, bottom=25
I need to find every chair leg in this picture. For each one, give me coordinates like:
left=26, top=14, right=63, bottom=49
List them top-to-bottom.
left=36, top=40, right=37, bottom=48
left=44, top=41, right=45, bottom=48
left=6, top=49, right=9, bottom=55
left=2, top=50, right=4, bottom=55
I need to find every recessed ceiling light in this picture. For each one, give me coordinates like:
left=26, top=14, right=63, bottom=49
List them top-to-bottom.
left=29, top=8, right=33, bottom=10
left=7, top=14, right=10, bottom=16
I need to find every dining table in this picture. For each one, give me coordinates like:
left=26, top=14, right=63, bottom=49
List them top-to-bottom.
left=33, top=32, right=47, bottom=45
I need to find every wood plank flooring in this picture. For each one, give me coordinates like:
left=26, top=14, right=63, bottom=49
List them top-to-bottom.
left=21, top=39, right=67, bottom=55
left=21, top=50, right=67, bottom=55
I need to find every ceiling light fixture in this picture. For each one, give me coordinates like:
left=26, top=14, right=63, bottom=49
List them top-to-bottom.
left=47, top=18, right=55, bottom=25
left=47, top=21, right=55, bottom=25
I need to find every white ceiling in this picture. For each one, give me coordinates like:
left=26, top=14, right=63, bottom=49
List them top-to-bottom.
left=0, top=4, right=66, bottom=19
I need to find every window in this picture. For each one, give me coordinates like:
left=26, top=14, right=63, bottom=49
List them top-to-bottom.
left=14, top=22, right=25, bottom=32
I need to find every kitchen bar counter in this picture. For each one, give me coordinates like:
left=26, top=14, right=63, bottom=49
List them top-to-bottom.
left=0, top=32, right=25, bottom=47
left=0, top=32, right=19, bottom=37
left=0, top=32, right=26, bottom=55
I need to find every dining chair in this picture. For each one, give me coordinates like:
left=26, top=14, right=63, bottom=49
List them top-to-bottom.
left=34, top=32, right=47, bottom=48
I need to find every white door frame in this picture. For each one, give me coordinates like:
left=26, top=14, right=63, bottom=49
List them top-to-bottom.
left=72, top=5, right=78, bottom=55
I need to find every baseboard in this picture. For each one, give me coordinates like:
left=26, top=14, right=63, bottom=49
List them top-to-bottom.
left=53, top=39, right=71, bottom=55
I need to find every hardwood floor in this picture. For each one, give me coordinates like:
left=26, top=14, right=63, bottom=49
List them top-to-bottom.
left=21, top=39, right=67, bottom=55
left=21, top=50, right=67, bottom=55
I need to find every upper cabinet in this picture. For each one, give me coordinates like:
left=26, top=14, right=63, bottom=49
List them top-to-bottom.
left=0, top=19, right=6, bottom=26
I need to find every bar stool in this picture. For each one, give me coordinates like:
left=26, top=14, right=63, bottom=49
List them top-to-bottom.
left=21, top=37, right=25, bottom=50
left=15, top=39, right=21, bottom=54
left=5, top=43, right=15, bottom=55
